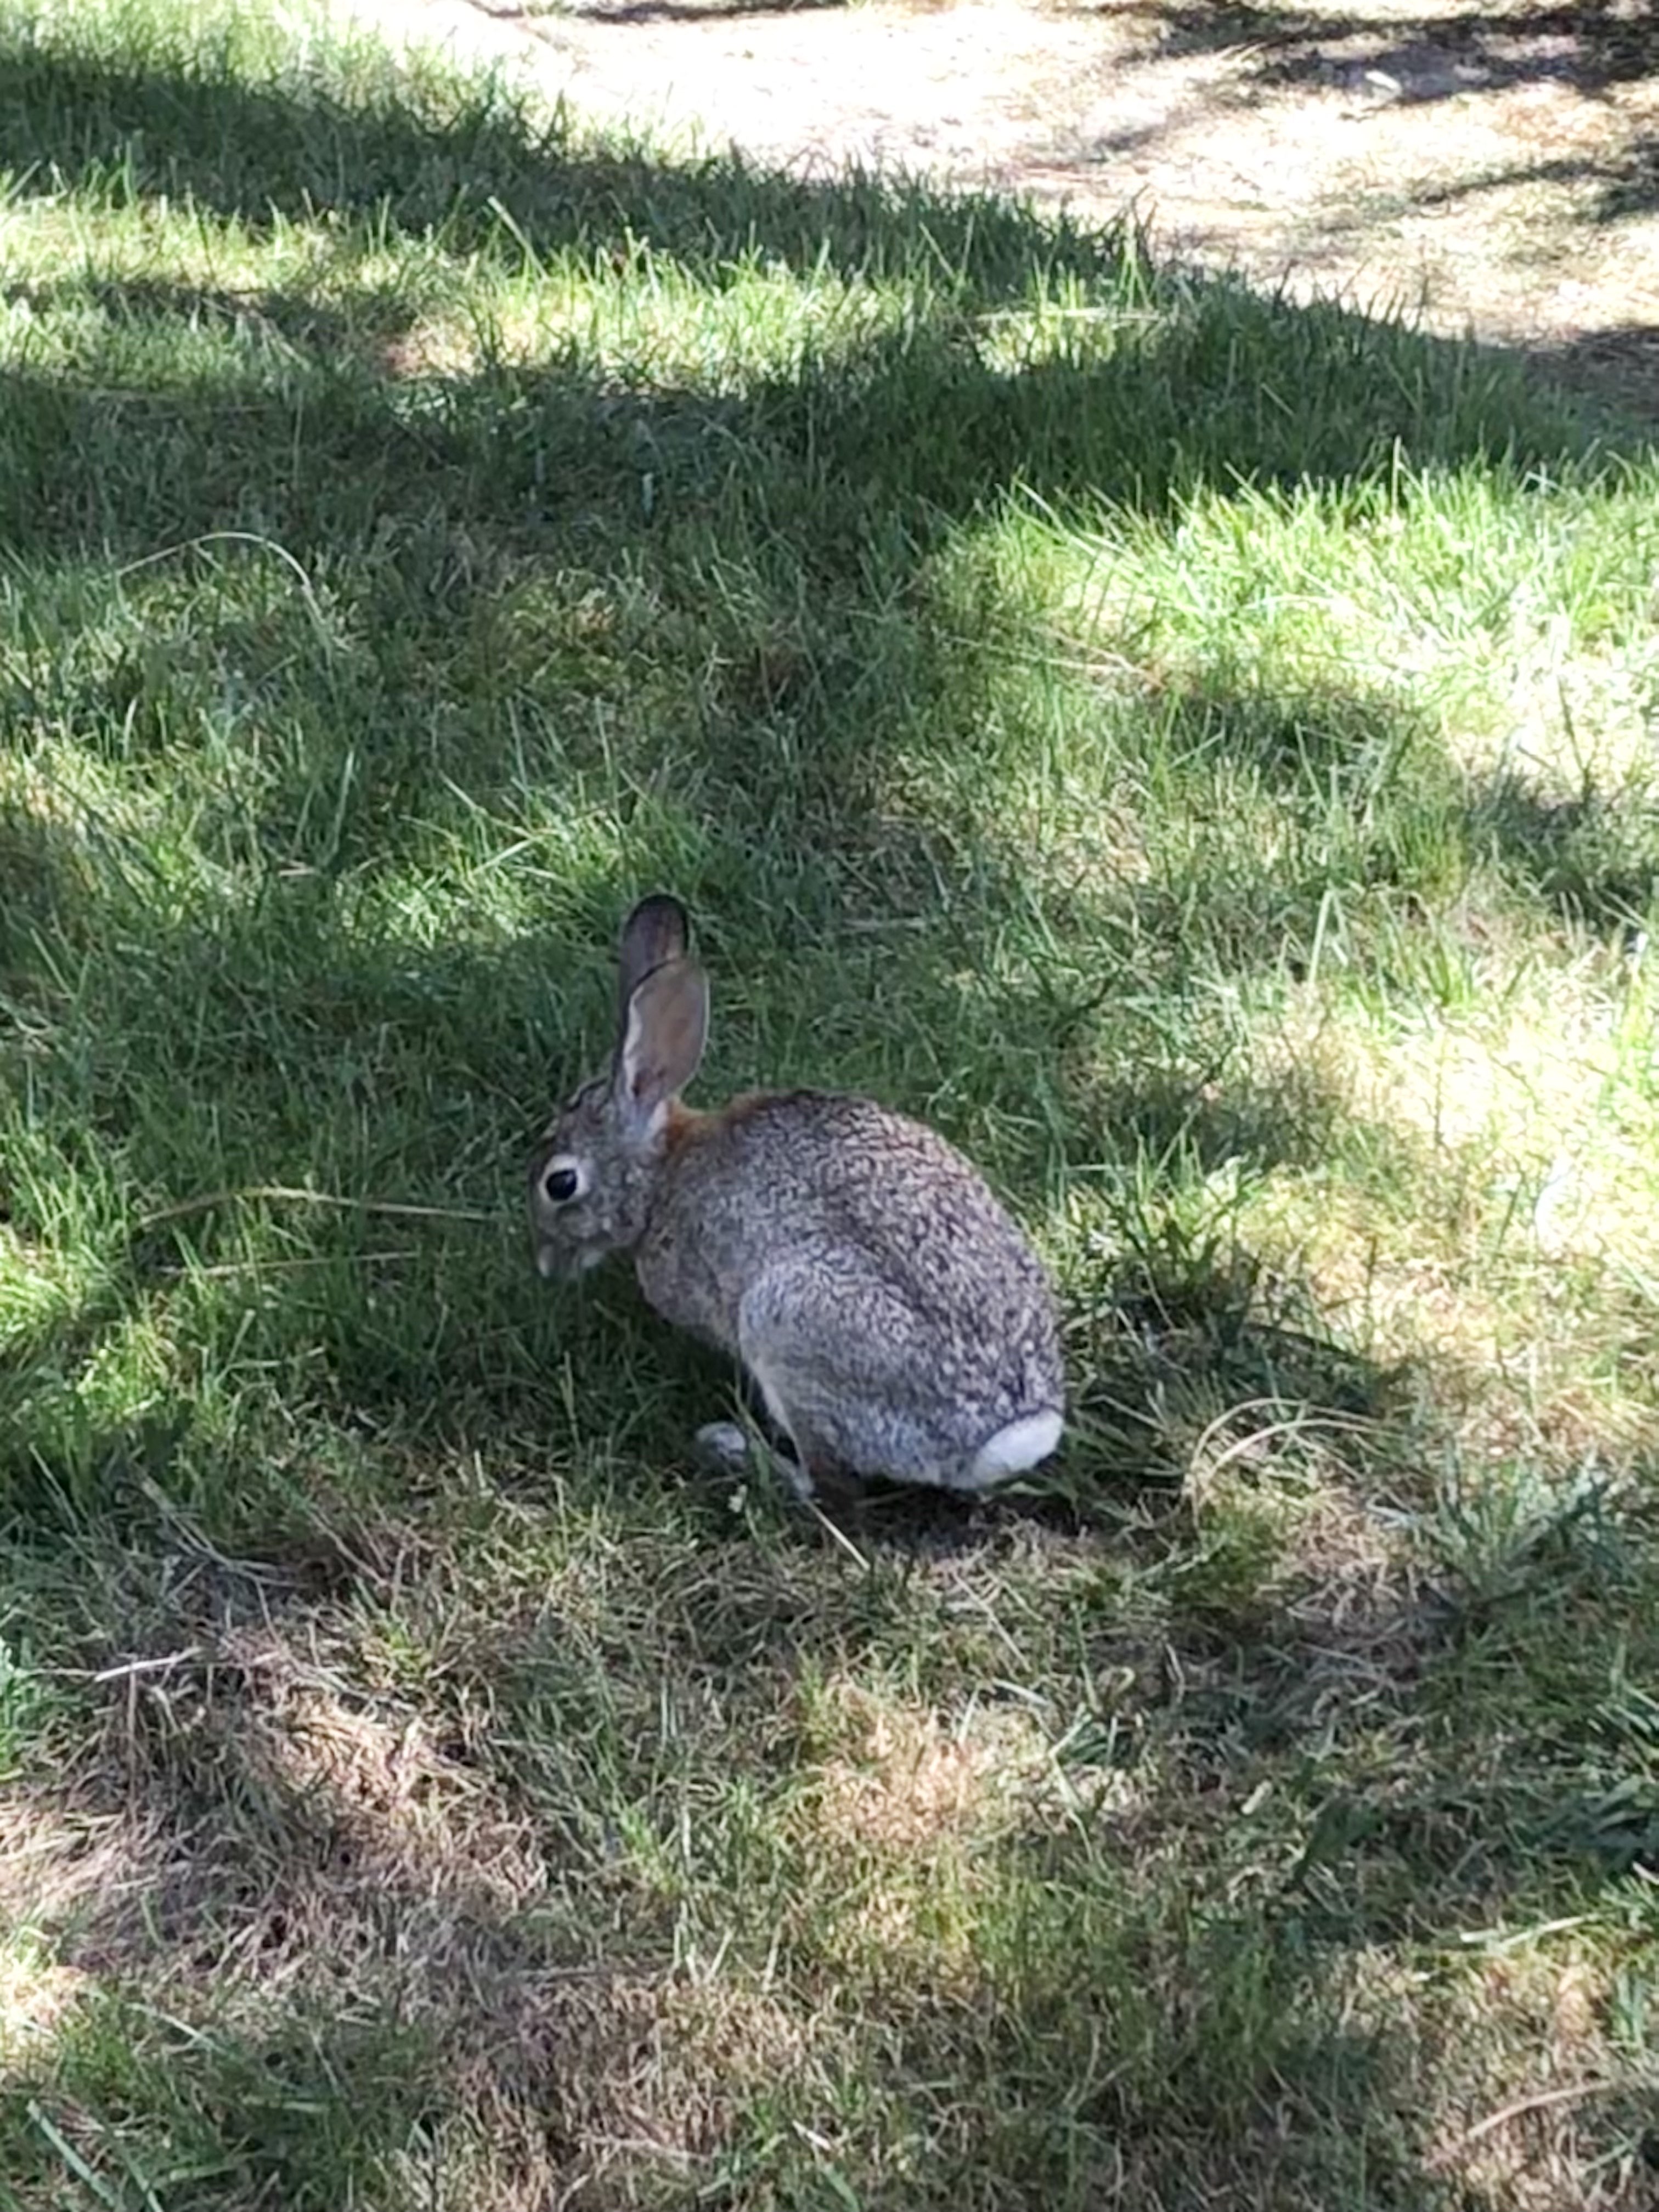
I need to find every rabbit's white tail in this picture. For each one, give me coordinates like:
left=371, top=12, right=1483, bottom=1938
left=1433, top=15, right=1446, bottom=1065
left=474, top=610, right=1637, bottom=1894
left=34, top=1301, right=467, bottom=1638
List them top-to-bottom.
left=960, top=1408, right=1063, bottom=1489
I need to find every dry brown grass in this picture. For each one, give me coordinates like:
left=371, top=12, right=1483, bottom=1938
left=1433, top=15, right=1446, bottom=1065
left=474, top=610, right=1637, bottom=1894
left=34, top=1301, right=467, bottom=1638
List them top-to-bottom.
left=0, top=1562, right=808, bottom=2207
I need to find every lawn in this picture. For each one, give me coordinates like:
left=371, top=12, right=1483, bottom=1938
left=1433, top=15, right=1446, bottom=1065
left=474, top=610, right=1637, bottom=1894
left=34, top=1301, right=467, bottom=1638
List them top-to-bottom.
left=2, top=2, right=1658, bottom=2206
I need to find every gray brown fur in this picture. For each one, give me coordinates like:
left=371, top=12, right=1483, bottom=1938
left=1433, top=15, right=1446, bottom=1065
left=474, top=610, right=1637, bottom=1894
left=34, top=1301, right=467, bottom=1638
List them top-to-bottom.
left=528, top=898, right=1065, bottom=1492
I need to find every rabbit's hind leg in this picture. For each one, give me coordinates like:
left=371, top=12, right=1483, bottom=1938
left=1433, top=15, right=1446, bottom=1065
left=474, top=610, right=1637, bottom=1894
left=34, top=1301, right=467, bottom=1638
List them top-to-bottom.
left=736, top=1265, right=955, bottom=1491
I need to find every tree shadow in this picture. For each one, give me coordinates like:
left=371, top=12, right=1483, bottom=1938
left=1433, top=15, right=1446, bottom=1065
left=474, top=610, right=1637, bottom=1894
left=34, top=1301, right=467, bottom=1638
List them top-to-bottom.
left=1106, top=0, right=1659, bottom=229
left=1123, top=0, right=1659, bottom=99
left=1, top=22, right=1651, bottom=419
left=0, top=41, right=1120, bottom=299
left=1300, top=150, right=1659, bottom=315
left=0, top=287, right=1607, bottom=588
left=20, top=613, right=1618, bottom=1538
left=7, top=1334, right=1653, bottom=2204
left=0, top=1541, right=764, bottom=2205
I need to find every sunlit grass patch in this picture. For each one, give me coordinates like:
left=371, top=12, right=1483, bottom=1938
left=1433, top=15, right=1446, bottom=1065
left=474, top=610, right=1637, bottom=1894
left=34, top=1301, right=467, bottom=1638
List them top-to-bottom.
left=933, top=469, right=1659, bottom=1479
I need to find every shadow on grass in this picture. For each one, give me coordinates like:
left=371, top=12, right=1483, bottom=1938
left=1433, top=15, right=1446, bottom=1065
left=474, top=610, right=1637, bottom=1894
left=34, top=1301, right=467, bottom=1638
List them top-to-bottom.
left=6, top=0, right=1655, bottom=235
left=1, top=17, right=1656, bottom=2210
left=0, top=20, right=1647, bottom=438
left=0, top=40, right=1119, bottom=297
left=18, top=622, right=1639, bottom=1536
left=5, top=1408, right=1656, bottom=2205
left=0, top=1546, right=737, bottom=2207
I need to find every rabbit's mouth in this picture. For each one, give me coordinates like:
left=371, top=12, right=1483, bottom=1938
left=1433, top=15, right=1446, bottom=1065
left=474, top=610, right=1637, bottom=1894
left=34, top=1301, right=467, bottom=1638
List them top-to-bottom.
left=535, top=1241, right=607, bottom=1283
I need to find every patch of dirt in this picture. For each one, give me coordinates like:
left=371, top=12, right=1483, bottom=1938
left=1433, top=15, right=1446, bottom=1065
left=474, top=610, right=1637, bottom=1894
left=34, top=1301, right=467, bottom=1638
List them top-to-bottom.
left=330, top=0, right=1659, bottom=411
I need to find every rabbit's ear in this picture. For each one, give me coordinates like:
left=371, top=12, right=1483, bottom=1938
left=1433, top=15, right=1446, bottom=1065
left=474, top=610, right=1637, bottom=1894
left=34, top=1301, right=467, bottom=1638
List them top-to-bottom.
left=617, top=894, right=691, bottom=1024
left=617, top=957, right=709, bottom=1133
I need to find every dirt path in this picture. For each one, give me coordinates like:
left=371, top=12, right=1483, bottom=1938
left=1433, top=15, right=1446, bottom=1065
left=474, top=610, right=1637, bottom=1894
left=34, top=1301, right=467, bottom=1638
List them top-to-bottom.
left=331, top=0, right=1658, bottom=408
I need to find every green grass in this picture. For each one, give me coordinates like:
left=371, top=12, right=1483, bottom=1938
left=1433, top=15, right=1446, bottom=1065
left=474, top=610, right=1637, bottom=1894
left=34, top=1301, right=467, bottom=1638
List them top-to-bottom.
left=2, top=0, right=1659, bottom=2205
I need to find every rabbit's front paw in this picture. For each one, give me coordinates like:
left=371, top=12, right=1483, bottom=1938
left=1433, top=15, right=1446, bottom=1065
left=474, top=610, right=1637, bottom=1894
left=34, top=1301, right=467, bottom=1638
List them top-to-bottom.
left=693, top=1420, right=815, bottom=1501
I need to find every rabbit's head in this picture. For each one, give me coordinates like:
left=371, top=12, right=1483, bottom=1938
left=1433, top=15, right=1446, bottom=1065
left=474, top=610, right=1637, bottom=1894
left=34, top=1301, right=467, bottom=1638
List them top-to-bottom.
left=528, top=895, right=710, bottom=1280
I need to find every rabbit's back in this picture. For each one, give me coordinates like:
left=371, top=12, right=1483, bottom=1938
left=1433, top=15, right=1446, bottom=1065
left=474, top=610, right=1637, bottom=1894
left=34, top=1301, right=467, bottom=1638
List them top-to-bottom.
left=636, top=1091, right=1062, bottom=1449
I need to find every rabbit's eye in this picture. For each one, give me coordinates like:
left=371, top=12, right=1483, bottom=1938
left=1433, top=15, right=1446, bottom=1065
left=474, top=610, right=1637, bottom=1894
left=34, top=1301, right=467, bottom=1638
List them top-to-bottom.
left=543, top=1161, right=582, bottom=1204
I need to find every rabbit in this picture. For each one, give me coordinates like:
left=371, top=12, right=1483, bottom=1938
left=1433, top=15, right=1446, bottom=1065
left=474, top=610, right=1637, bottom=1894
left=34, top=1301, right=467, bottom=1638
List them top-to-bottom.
left=528, top=894, right=1065, bottom=1497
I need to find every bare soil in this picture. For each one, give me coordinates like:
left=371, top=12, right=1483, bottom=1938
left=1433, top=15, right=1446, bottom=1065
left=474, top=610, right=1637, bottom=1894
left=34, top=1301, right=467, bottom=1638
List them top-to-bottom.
left=333, top=0, right=1658, bottom=409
